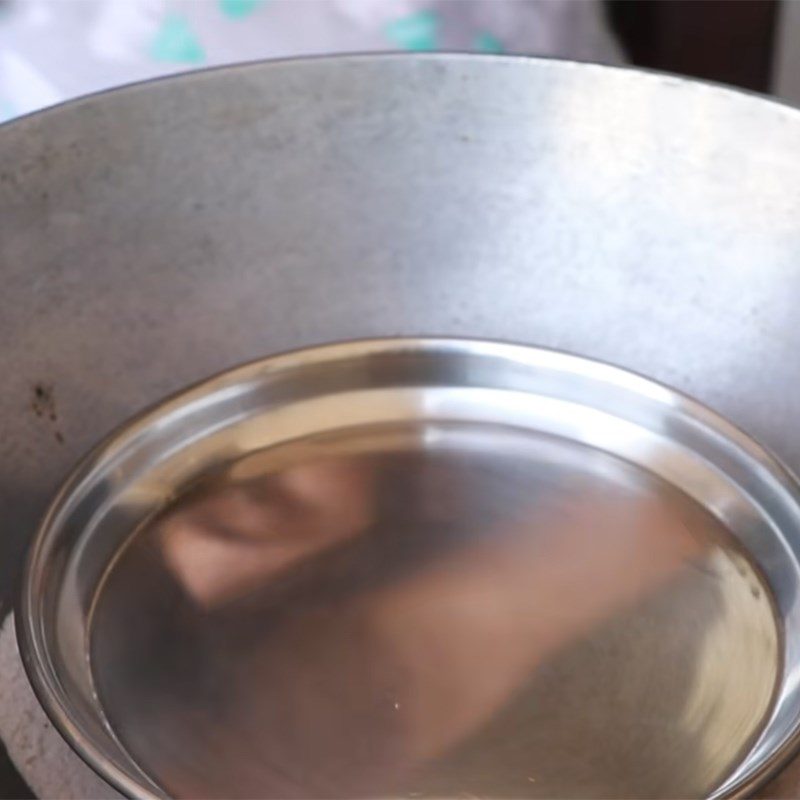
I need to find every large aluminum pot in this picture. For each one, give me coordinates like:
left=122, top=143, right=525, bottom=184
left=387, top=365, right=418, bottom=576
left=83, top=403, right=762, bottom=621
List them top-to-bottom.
left=3, top=55, right=800, bottom=796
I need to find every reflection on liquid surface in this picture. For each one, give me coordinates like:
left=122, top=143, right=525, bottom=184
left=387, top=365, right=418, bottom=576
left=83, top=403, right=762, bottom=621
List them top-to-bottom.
left=90, top=422, right=779, bottom=798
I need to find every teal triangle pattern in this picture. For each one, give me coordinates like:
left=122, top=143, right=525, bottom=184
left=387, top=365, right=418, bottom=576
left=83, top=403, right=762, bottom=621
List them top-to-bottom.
left=219, top=0, right=264, bottom=19
left=385, top=10, right=439, bottom=52
left=149, top=13, right=205, bottom=64
left=474, top=31, right=504, bottom=54
left=0, top=99, right=16, bottom=124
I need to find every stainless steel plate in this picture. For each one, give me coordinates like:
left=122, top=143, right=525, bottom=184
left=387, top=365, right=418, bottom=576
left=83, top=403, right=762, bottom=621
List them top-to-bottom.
left=18, top=339, right=800, bottom=799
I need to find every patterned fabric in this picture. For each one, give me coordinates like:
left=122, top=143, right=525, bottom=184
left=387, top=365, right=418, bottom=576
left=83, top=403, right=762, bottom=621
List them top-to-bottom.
left=0, top=0, right=622, bottom=122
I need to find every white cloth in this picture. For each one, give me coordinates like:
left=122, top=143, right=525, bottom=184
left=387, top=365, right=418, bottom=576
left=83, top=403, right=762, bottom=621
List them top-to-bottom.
left=0, top=0, right=622, bottom=121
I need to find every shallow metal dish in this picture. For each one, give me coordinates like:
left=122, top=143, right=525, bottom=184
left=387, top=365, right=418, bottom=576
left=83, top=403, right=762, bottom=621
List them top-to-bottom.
left=18, top=338, right=800, bottom=799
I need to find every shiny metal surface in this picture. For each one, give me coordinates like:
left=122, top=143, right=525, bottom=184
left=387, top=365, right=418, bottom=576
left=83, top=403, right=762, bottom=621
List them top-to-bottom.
left=4, top=54, right=800, bottom=796
left=18, top=339, right=800, bottom=798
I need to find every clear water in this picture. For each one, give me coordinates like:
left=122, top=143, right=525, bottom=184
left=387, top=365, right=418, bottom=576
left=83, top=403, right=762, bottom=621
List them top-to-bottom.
left=90, top=421, right=779, bottom=799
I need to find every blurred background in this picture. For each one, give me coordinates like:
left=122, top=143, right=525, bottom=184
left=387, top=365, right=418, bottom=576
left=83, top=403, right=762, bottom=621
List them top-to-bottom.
left=0, top=0, right=796, bottom=125
left=609, top=0, right=792, bottom=100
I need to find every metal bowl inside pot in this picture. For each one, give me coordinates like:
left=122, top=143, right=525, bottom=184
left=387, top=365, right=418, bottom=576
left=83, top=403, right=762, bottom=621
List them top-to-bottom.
left=17, top=338, right=800, bottom=799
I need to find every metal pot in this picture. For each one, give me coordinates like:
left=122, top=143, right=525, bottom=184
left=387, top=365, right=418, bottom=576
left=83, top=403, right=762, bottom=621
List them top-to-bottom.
left=3, top=55, right=800, bottom=797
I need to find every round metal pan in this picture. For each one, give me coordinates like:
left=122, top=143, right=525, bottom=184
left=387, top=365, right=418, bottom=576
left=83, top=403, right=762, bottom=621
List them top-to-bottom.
left=17, top=338, right=800, bottom=798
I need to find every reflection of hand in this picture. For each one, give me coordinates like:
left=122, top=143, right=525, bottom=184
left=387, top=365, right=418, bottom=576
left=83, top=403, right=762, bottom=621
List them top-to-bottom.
left=158, top=458, right=375, bottom=607
left=157, top=478, right=706, bottom=798
left=367, top=494, right=706, bottom=766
